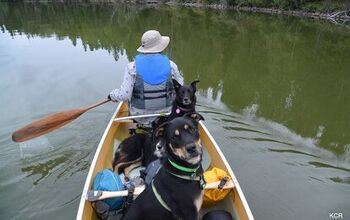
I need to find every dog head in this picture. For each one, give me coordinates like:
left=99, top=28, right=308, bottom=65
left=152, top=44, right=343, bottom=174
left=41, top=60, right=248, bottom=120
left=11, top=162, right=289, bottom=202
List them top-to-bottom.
left=173, top=79, right=200, bottom=107
left=156, top=113, right=204, bottom=166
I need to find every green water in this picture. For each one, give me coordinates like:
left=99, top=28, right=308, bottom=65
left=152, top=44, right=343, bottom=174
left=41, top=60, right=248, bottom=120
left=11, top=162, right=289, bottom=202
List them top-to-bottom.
left=0, top=2, right=349, bottom=220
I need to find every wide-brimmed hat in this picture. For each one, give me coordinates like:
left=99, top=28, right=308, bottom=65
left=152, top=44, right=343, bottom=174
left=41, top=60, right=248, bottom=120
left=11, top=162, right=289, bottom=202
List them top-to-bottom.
left=137, top=30, right=170, bottom=53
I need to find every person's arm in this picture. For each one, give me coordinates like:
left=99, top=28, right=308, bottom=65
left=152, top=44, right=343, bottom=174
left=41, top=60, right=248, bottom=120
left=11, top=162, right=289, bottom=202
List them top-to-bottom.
left=170, top=61, right=184, bottom=86
left=109, top=63, right=136, bottom=102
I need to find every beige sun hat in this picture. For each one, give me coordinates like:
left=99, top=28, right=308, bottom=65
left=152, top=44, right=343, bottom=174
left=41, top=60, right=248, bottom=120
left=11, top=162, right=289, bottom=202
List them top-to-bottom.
left=137, top=30, right=170, bottom=53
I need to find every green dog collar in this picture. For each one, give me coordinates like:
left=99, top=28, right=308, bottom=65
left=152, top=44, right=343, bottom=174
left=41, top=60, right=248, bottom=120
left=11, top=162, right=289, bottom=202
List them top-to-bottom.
left=168, top=159, right=199, bottom=173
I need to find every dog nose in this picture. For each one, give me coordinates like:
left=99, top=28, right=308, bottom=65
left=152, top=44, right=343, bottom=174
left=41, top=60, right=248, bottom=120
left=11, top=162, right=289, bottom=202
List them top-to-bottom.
left=156, top=140, right=164, bottom=150
left=186, top=144, right=197, bottom=154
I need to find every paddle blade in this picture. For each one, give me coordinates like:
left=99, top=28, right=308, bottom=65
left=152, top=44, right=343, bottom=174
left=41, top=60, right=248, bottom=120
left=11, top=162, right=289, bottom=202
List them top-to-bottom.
left=12, top=109, right=86, bottom=142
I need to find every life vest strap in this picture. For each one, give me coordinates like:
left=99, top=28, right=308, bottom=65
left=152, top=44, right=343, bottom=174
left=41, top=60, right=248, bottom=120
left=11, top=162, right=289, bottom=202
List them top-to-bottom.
left=132, top=94, right=168, bottom=100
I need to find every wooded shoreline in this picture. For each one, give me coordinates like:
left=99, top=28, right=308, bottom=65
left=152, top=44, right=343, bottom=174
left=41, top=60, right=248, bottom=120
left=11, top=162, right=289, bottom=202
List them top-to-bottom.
left=18, top=0, right=350, bottom=25
left=173, top=2, right=350, bottom=25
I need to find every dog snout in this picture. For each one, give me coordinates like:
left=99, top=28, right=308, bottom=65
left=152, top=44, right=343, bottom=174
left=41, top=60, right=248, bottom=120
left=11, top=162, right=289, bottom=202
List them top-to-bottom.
left=183, top=97, right=191, bottom=104
left=156, top=139, right=164, bottom=150
left=186, top=143, right=198, bottom=154
left=189, top=145, right=196, bottom=153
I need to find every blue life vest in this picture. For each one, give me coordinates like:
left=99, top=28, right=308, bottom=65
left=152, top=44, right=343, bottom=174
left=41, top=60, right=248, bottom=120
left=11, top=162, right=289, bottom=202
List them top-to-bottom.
left=131, top=54, right=174, bottom=110
left=93, top=169, right=125, bottom=210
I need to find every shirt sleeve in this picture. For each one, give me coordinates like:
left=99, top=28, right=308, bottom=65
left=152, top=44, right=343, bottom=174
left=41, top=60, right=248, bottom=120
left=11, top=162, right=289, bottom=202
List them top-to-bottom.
left=170, top=60, right=184, bottom=86
left=109, top=62, right=136, bottom=102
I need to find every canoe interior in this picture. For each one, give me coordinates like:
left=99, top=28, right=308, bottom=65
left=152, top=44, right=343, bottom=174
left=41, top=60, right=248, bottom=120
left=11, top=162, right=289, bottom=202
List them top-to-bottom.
left=77, top=102, right=253, bottom=220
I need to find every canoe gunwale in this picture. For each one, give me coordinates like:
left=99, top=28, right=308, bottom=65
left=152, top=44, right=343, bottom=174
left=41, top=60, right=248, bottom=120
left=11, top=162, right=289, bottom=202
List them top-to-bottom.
left=76, top=102, right=123, bottom=220
left=199, top=121, right=254, bottom=220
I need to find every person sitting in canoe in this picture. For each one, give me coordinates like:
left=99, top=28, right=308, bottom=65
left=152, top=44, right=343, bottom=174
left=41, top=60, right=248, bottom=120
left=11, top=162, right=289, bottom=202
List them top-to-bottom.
left=108, top=30, right=184, bottom=128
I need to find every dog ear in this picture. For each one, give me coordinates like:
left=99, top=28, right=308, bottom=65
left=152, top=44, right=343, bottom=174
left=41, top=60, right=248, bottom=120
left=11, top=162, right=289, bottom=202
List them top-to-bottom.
left=172, top=79, right=182, bottom=92
left=190, top=80, right=200, bottom=92
left=185, top=112, right=205, bottom=124
left=155, top=121, right=169, bottom=138
left=155, top=127, right=165, bottom=138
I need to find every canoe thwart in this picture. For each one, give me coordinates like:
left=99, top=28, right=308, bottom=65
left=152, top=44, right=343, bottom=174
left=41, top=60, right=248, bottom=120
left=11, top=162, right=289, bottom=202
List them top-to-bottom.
left=113, top=112, right=171, bottom=123
left=206, top=179, right=235, bottom=190
left=86, top=180, right=234, bottom=202
left=87, top=185, right=146, bottom=202
left=87, top=190, right=103, bottom=202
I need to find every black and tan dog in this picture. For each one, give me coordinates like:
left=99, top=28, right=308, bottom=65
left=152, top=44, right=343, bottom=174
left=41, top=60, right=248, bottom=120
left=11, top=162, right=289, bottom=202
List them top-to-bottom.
left=112, top=113, right=204, bottom=179
left=121, top=115, right=205, bottom=220
left=112, top=132, right=150, bottom=178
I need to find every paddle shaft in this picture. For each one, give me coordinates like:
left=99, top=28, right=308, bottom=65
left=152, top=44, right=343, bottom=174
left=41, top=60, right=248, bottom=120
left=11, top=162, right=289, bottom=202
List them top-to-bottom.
left=12, top=100, right=110, bottom=142
left=87, top=180, right=235, bottom=201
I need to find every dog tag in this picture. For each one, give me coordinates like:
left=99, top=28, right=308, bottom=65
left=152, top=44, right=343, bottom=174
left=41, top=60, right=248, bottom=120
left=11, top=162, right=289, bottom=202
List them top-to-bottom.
left=191, top=173, right=196, bottom=179
left=199, top=176, right=206, bottom=189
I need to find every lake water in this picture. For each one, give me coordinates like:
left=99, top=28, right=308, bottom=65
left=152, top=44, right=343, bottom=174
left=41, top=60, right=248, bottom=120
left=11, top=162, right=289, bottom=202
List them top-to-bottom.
left=0, top=2, right=349, bottom=220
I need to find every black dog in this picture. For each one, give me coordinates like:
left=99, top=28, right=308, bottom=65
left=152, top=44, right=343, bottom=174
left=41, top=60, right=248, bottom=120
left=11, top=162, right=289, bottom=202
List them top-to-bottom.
left=151, top=79, right=200, bottom=157
left=154, top=79, right=200, bottom=127
left=170, top=79, right=199, bottom=119
left=121, top=115, right=205, bottom=220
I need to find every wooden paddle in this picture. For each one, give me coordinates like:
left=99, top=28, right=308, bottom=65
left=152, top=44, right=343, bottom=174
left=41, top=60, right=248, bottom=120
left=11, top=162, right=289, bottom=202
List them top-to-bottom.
left=12, top=99, right=111, bottom=143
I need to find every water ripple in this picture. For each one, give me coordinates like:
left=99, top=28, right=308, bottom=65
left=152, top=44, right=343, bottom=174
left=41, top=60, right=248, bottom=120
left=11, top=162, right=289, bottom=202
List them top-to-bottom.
left=223, top=125, right=270, bottom=135
left=269, top=148, right=319, bottom=158
left=55, top=151, right=91, bottom=180
left=309, top=161, right=350, bottom=173
left=329, top=176, right=350, bottom=185
left=58, top=193, right=82, bottom=208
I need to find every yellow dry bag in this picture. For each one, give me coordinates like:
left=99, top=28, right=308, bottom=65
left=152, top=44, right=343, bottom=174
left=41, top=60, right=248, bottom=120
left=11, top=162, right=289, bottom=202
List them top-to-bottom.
left=203, top=167, right=232, bottom=208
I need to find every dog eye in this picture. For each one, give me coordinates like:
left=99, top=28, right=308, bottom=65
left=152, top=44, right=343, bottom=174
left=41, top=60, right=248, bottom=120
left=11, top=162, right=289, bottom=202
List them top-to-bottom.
left=188, top=127, right=195, bottom=133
